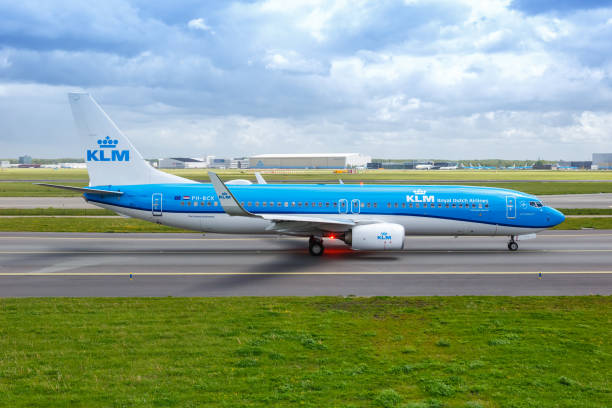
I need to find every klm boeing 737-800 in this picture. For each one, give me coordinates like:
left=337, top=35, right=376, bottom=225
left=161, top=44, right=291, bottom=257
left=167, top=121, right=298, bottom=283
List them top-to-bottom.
left=38, top=94, right=565, bottom=256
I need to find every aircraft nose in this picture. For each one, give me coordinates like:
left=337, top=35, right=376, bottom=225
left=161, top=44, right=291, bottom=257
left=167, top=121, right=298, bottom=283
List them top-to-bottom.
left=546, top=207, right=565, bottom=227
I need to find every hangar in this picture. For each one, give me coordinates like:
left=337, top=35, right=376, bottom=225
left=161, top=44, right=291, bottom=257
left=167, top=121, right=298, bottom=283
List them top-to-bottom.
left=249, top=153, right=371, bottom=169
left=593, top=153, right=612, bottom=170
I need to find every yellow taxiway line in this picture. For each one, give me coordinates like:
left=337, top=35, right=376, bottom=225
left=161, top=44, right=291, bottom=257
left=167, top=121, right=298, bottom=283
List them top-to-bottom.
left=0, top=271, right=611, bottom=276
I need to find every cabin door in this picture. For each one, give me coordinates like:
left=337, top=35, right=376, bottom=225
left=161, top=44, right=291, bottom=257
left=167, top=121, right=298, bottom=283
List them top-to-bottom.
left=152, top=193, right=163, bottom=216
left=505, top=196, right=516, bottom=219
left=338, top=199, right=348, bottom=214
left=351, top=199, right=361, bottom=214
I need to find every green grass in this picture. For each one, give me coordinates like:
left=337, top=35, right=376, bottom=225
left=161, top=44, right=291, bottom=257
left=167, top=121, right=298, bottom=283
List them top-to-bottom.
left=2, top=168, right=612, bottom=181
left=3, top=180, right=612, bottom=197
left=0, top=182, right=86, bottom=197
left=0, top=208, right=116, bottom=216
left=558, top=208, right=612, bottom=215
left=1, top=216, right=611, bottom=232
left=0, top=217, right=190, bottom=233
left=552, top=217, right=612, bottom=230
left=0, top=297, right=610, bottom=407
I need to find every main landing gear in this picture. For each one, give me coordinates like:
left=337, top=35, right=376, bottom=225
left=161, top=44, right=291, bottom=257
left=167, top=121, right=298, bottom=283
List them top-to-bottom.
left=309, top=236, right=324, bottom=256
left=507, top=236, right=518, bottom=251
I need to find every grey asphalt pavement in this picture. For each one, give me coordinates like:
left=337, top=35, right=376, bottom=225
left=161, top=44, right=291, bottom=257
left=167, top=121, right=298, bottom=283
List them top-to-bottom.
left=0, top=231, right=610, bottom=296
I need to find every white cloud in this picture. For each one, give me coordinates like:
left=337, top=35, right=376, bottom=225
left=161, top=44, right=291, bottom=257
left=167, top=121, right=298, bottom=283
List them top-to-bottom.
left=187, top=18, right=212, bottom=32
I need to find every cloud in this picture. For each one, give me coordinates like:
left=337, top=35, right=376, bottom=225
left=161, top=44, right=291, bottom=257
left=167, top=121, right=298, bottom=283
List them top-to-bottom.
left=0, top=0, right=612, bottom=160
left=187, top=17, right=212, bottom=32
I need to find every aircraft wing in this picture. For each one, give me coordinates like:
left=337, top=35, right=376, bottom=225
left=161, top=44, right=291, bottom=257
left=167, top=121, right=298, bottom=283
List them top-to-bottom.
left=208, top=172, right=356, bottom=234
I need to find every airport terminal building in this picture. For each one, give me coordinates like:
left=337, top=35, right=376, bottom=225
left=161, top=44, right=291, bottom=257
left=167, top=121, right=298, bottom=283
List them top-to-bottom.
left=249, top=153, right=371, bottom=169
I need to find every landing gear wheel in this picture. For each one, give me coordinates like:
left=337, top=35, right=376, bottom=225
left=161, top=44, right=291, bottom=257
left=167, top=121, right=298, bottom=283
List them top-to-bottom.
left=308, top=237, right=324, bottom=256
left=508, top=241, right=518, bottom=251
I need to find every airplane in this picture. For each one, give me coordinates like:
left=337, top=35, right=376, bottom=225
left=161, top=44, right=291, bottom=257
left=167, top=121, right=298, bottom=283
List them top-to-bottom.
left=37, top=93, right=565, bottom=256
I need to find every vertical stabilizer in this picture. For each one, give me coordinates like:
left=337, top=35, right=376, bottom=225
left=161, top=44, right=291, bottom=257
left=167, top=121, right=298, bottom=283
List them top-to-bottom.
left=68, top=93, right=192, bottom=186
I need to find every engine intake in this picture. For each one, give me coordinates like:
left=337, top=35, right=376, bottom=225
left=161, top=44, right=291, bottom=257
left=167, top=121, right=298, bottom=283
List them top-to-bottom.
left=344, top=223, right=405, bottom=250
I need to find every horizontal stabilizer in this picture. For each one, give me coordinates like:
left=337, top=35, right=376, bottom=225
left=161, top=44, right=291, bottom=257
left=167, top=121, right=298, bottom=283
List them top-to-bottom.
left=34, top=183, right=124, bottom=196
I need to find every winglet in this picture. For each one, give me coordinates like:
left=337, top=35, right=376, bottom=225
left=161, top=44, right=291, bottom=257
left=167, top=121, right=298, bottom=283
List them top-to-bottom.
left=208, top=172, right=255, bottom=217
left=254, top=172, right=267, bottom=184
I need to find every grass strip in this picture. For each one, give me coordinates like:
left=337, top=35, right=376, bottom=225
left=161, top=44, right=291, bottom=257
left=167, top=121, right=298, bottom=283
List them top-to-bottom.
left=3, top=168, right=612, bottom=181
left=3, top=181, right=612, bottom=197
left=0, top=182, right=86, bottom=197
left=0, top=208, right=116, bottom=216
left=558, top=208, right=612, bottom=215
left=0, top=217, right=191, bottom=233
left=1, top=217, right=611, bottom=232
left=551, top=217, right=612, bottom=230
left=0, top=296, right=609, bottom=407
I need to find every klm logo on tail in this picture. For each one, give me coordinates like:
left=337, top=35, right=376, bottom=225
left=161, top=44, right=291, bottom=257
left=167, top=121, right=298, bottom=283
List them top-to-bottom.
left=87, top=136, right=130, bottom=162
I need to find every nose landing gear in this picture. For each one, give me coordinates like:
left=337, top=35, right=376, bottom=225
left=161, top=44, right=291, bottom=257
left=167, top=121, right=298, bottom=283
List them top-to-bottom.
left=309, top=236, right=324, bottom=256
left=507, top=236, right=518, bottom=251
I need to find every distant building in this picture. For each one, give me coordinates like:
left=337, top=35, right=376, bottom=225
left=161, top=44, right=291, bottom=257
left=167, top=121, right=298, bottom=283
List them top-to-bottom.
left=249, top=153, right=371, bottom=169
left=593, top=153, right=612, bottom=170
left=18, top=155, right=32, bottom=164
left=158, top=157, right=207, bottom=169
left=558, top=160, right=592, bottom=169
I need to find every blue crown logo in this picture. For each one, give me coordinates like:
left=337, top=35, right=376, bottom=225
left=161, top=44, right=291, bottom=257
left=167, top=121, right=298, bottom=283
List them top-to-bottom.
left=97, top=136, right=119, bottom=148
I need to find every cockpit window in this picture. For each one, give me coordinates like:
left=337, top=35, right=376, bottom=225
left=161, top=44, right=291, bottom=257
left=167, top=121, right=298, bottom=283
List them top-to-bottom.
left=529, top=201, right=543, bottom=208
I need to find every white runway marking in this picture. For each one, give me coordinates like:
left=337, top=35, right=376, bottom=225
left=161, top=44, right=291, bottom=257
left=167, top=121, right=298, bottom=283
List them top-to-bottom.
left=1, top=271, right=611, bottom=276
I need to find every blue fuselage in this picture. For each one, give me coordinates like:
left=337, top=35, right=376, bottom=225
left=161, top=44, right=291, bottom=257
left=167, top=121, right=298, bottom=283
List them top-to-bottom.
left=84, top=183, right=565, bottom=232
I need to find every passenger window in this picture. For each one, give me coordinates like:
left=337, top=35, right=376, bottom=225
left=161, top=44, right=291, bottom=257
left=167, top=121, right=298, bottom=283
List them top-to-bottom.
left=180, top=201, right=184, bottom=206
left=187, top=201, right=191, bottom=206
left=207, top=201, right=211, bottom=206
left=247, top=201, right=252, bottom=206
left=194, top=202, right=198, bottom=207
left=214, top=202, right=218, bottom=206
left=240, top=202, right=244, bottom=206
left=255, top=202, right=259, bottom=207
left=263, top=202, right=267, bottom=207
left=269, top=202, right=274, bottom=207
left=278, top=202, right=282, bottom=207
left=284, top=202, right=288, bottom=207
left=291, top=202, right=295, bottom=207
left=298, top=202, right=302, bottom=207
left=304, top=202, right=309, bottom=207
left=312, top=202, right=316, bottom=207
left=325, top=202, right=329, bottom=207
left=333, top=202, right=337, bottom=207
left=361, top=202, right=365, bottom=208
left=367, top=202, right=371, bottom=208
left=387, top=202, right=391, bottom=208
left=373, top=203, right=378, bottom=208
left=394, top=203, right=398, bottom=208
left=401, top=203, right=406, bottom=208
left=409, top=203, right=413, bottom=208
left=416, top=203, right=420, bottom=208
left=438, top=203, right=442, bottom=208
left=445, top=203, right=449, bottom=208
left=472, top=203, right=476, bottom=208
left=478, top=203, right=482, bottom=209
left=452, top=204, right=456, bottom=208
left=485, top=204, right=489, bottom=208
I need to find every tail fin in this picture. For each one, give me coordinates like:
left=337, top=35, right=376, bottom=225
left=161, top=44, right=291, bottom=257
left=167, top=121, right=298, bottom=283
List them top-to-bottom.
left=68, top=93, right=192, bottom=186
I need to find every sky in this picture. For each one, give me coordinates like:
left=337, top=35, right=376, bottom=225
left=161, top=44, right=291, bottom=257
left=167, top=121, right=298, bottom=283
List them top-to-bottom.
left=1, top=0, right=612, bottom=160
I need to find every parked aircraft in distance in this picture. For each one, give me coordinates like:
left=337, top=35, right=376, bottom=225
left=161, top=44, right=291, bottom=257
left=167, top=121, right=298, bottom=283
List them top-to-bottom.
left=37, top=94, right=565, bottom=256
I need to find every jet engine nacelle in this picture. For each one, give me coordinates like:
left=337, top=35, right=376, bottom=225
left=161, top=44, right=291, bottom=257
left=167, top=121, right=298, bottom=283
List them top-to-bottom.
left=344, top=223, right=405, bottom=250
